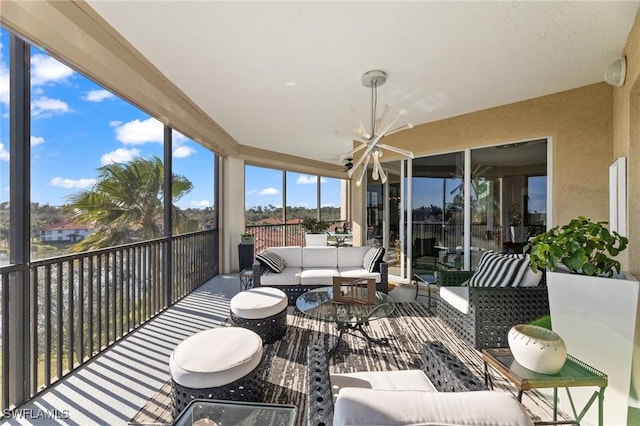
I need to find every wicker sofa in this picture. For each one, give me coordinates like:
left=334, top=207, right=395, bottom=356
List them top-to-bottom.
left=252, top=246, right=388, bottom=304
left=436, top=269, right=550, bottom=349
left=307, top=341, right=534, bottom=426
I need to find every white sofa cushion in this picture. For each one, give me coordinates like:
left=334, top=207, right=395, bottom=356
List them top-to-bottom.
left=269, top=246, right=303, bottom=268
left=337, top=246, right=371, bottom=268
left=302, top=247, right=338, bottom=268
left=260, top=267, right=301, bottom=285
left=300, top=267, right=339, bottom=285
left=338, top=267, right=381, bottom=283
left=440, top=286, right=470, bottom=314
left=230, top=287, right=288, bottom=319
left=169, top=327, right=263, bottom=389
left=330, top=370, right=436, bottom=402
left=333, top=389, right=534, bottom=426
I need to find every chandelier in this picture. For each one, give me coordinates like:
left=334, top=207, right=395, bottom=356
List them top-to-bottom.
left=338, top=70, right=414, bottom=187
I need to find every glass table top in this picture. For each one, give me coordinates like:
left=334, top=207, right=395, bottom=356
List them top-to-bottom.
left=295, top=286, right=395, bottom=325
left=173, top=399, right=297, bottom=426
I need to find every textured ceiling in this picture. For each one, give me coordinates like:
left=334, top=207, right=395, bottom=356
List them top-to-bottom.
left=86, top=1, right=638, bottom=165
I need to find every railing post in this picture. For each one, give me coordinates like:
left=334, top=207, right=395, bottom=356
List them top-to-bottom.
left=163, top=125, right=173, bottom=307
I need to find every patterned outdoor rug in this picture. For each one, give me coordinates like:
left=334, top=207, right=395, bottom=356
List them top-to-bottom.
left=129, top=302, right=559, bottom=425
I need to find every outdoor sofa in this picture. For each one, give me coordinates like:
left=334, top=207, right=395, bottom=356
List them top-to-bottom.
left=252, top=245, right=387, bottom=304
left=437, top=251, right=550, bottom=349
left=307, top=341, right=533, bottom=426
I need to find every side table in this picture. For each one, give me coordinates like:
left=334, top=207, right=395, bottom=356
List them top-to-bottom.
left=239, top=268, right=253, bottom=291
left=413, top=273, right=437, bottom=310
left=482, top=348, right=607, bottom=426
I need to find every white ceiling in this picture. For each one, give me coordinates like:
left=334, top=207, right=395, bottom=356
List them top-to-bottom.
left=86, top=1, right=638, bottom=166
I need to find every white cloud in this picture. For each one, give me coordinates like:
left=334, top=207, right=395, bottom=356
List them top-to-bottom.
left=0, top=46, right=8, bottom=105
left=31, top=54, right=74, bottom=86
left=83, top=89, right=114, bottom=102
left=31, top=96, right=70, bottom=118
left=113, top=117, right=163, bottom=145
left=31, top=136, right=45, bottom=146
left=0, top=143, right=8, bottom=161
left=173, top=145, right=195, bottom=158
left=100, top=148, right=141, bottom=165
left=296, top=175, right=327, bottom=184
left=50, top=177, right=96, bottom=189
left=259, top=187, right=279, bottom=195
left=190, top=200, right=211, bottom=208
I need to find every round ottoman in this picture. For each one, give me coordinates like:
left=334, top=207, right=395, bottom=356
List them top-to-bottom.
left=230, top=287, right=288, bottom=344
left=169, top=327, right=263, bottom=419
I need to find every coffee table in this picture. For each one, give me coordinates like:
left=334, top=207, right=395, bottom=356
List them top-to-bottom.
left=296, top=286, right=395, bottom=357
left=483, top=348, right=607, bottom=426
left=173, top=399, right=297, bottom=426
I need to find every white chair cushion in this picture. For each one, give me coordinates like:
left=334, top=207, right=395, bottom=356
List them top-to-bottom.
left=268, top=246, right=303, bottom=268
left=337, top=246, right=370, bottom=268
left=302, top=247, right=338, bottom=268
left=260, top=267, right=301, bottom=285
left=338, top=267, right=381, bottom=283
left=300, top=268, right=339, bottom=285
left=440, top=286, right=470, bottom=314
left=230, top=287, right=288, bottom=319
left=169, top=327, right=263, bottom=389
left=330, top=370, right=436, bottom=402
left=333, top=389, right=534, bottom=426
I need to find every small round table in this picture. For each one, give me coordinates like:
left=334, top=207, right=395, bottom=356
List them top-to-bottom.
left=295, top=286, right=395, bottom=357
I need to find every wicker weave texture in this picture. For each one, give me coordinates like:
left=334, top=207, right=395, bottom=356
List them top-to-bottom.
left=253, top=261, right=389, bottom=305
left=436, top=270, right=550, bottom=349
left=230, top=307, right=287, bottom=344
left=422, top=341, right=487, bottom=392
left=307, top=343, right=334, bottom=426
left=170, top=364, right=263, bottom=419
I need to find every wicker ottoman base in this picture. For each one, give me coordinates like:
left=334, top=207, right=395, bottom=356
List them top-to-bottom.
left=230, top=307, right=287, bottom=344
left=170, top=363, right=263, bottom=419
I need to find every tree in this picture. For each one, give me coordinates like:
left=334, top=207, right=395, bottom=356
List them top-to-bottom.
left=65, top=156, right=193, bottom=251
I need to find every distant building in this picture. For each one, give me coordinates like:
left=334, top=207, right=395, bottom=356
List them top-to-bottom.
left=40, top=220, right=93, bottom=242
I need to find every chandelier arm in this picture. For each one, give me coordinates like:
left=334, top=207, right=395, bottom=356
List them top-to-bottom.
left=375, top=104, right=390, bottom=136
left=350, top=106, right=371, bottom=140
left=373, top=109, right=406, bottom=142
left=384, top=123, right=414, bottom=137
left=377, top=143, right=415, bottom=159
left=339, top=144, right=367, bottom=162
left=355, top=154, right=371, bottom=187
left=379, top=166, right=387, bottom=184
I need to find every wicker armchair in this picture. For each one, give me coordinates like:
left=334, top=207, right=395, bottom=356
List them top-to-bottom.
left=436, top=270, right=550, bottom=350
left=307, top=341, right=486, bottom=426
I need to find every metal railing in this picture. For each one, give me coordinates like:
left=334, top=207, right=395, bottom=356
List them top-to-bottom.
left=245, top=221, right=348, bottom=255
left=0, top=229, right=218, bottom=411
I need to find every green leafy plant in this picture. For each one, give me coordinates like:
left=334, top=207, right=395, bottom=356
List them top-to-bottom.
left=526, top=216, right=628, bottom=277
left=301, top=217, right=330, bottom=234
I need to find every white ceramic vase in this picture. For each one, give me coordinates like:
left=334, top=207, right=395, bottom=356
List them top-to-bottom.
left=508, top=324, right=567, bottom=375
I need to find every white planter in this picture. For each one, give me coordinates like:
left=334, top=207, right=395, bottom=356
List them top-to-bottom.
left=305, top=233, right=327, bottom=247
left=547, top=270, right=640, bottom=425
left=508, top=324, right=567, bottom=374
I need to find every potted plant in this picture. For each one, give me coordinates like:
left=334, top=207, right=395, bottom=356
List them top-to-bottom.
left=508, top=203, right=527, bottom=243
left=525, top=216, right=636, bottom=425
left=301, top=217, right=330, bottom=246
left=240, top=232, right=254, bottom=245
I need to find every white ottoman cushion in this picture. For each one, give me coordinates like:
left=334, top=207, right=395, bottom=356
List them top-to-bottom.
left=230, top=287, right=288, bottom=319
left=169, top=327, right=263, bottom=389
left=333, top=389, right=534, bottom=426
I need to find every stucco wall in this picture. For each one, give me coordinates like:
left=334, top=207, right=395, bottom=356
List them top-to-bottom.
left=614, top=11, right=640, bottom=275
left=353, top=82, right=614, bottom=248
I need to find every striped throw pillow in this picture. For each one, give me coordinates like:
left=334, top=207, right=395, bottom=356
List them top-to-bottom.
left=363, top=247, right=385, bottom=273
left=256, top=250, right=286, bottom=273
left=468, top=251, right=529, bottom=288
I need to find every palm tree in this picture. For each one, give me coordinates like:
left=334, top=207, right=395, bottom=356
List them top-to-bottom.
left=66, top=156, right=193, bottom=252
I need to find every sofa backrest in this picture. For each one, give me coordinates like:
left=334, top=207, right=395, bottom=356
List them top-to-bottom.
left=268, top=246, right=303, bottom=268
left=337, top=246, right=371, bottom=268
left=302, top=247, right=338, bottom=268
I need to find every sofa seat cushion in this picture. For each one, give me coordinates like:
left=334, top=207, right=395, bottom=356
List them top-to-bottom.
left=268, top=246, right=303, bottom=268
left=337, top=246, right=371, bottom=268
left=302, top=247, right=338, bottom=268
left=260, top=267, right=301, bottom=285
left=338, top=267, right=381, bottom=283
left=300, top=268, right=339, bottom=285
left=440, top=286, right=470, bottom=314
left=330, top=370, right=436, bottom=402
left=333, top=389, right=533, bottom=426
